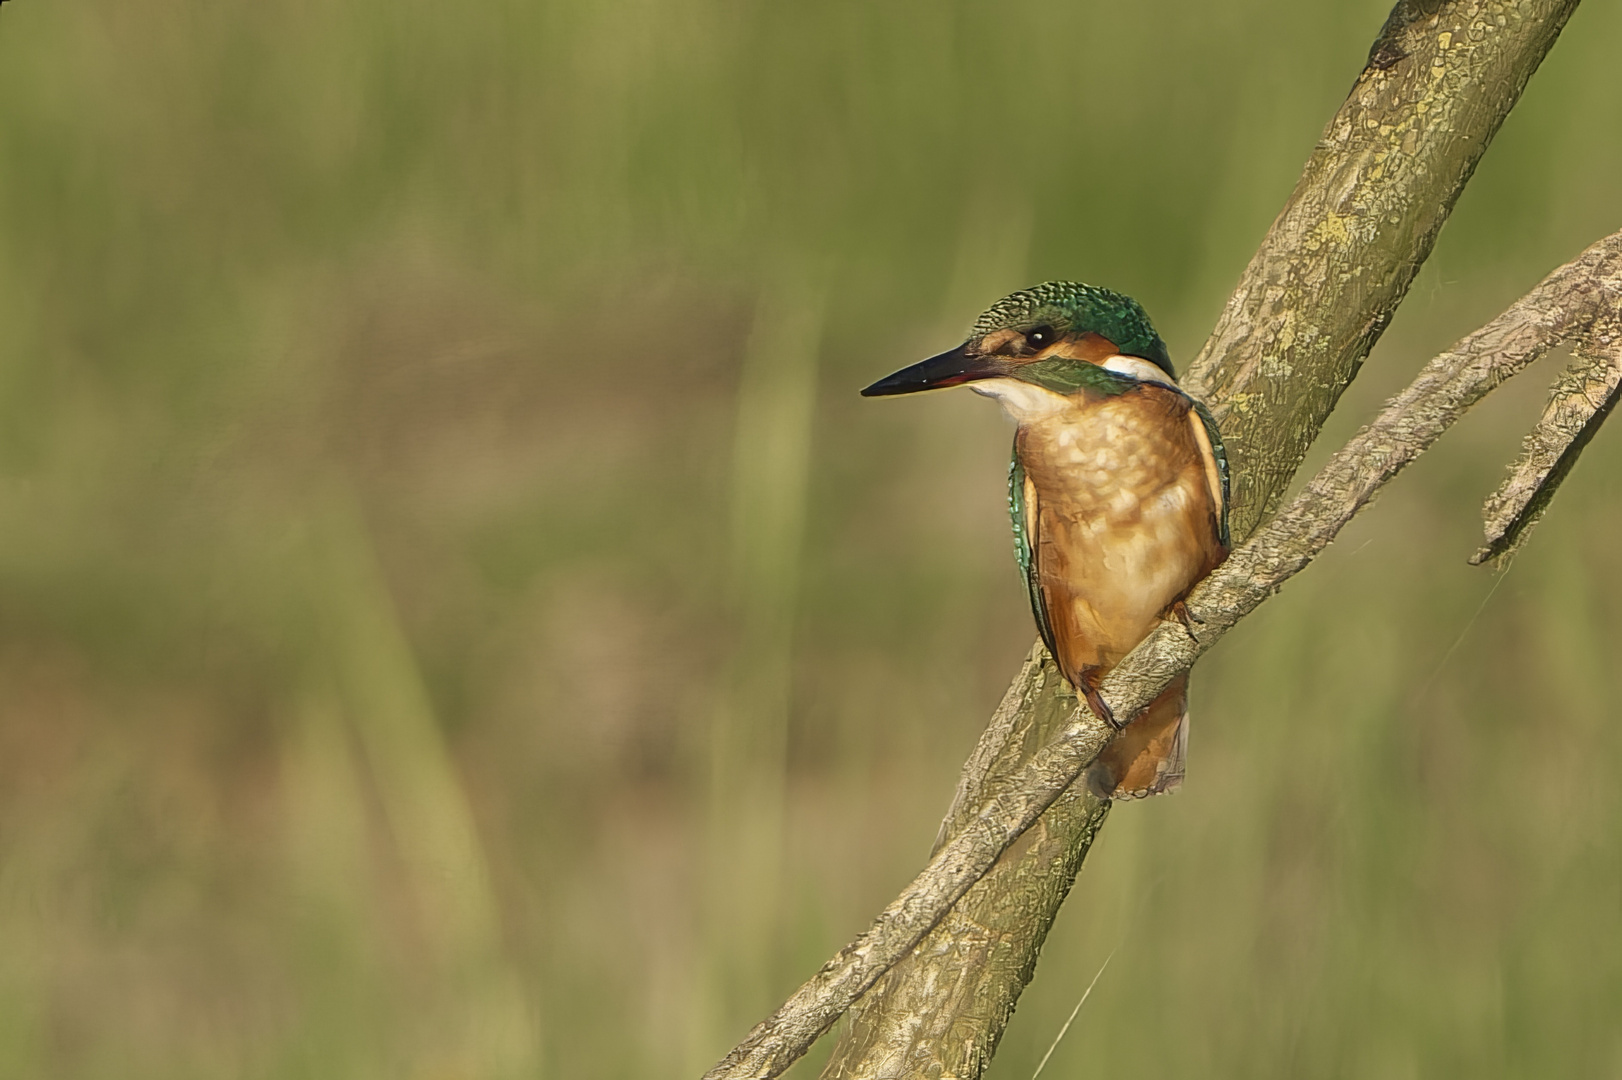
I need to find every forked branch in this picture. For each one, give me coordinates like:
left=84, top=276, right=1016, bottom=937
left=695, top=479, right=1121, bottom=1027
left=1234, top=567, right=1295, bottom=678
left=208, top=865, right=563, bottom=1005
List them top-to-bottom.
left=822, top=2, right=1582, bottom=1070
left=705, top=230, right=1622, bottom=1080
left=1472, top=327, right=1622, bottom=565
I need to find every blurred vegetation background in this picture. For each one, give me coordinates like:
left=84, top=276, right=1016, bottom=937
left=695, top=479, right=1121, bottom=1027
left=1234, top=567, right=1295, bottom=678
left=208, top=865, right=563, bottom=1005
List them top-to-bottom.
left=0, top=1, right=1619, bottom=1077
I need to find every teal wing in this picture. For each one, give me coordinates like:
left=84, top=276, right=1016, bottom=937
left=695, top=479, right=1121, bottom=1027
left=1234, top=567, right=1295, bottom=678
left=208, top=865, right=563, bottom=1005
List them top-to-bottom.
left=1190, top=398, right=1231, bottom=548
left=1008, top=447, right=1060, bottom=661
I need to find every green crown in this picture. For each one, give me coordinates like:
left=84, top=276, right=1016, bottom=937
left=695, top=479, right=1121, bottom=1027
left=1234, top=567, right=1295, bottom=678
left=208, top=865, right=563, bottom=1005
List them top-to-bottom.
left=971, top=281, right=1173, bottom=376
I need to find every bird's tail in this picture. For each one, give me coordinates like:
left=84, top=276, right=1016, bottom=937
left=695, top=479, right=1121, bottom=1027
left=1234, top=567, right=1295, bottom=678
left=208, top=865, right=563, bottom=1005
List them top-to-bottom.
left=1086, top=671, right=1188, bottom=800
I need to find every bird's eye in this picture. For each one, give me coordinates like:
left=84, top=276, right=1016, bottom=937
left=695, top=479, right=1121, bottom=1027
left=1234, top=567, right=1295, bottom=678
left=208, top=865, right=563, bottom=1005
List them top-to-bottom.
left=1025, top=326, right=1053, bottom=350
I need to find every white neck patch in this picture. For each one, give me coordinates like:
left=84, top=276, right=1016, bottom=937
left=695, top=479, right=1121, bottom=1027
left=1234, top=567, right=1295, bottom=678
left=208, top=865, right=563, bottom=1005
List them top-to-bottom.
left=1100, top=354, right=1179, bottom=389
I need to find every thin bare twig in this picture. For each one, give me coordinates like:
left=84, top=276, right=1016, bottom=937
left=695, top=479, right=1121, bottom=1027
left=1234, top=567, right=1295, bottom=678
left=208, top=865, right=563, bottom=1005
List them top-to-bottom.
left=1029, top=948, right=1115, bottom=1080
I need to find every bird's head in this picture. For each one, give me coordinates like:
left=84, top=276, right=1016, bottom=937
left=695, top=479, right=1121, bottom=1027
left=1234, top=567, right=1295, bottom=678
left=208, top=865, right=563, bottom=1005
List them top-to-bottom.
left=861, top=281, right=1173, bottom=405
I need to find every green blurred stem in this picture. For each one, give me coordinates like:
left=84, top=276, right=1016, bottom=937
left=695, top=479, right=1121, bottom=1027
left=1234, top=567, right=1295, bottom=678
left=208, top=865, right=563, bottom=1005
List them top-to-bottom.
left=705, top=3, right=1591, bottom=1077
left=702, top=278, right=824, bottom=1057
left=307, top=496, right=539, bottom=1076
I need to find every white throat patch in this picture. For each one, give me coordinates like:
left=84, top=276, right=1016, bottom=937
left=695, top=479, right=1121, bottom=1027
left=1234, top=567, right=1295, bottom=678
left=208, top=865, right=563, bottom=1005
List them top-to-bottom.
left=968, top=355, right=1180, bottom=423
left=969, top=378, right=1072, bottom=423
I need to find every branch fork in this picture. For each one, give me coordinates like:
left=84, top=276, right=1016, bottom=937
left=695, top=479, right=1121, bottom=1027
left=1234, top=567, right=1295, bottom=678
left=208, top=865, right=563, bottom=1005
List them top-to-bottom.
left=706, top=3, right=1609, bottom=1074
left=707, top=232, right=1622, bottom=1080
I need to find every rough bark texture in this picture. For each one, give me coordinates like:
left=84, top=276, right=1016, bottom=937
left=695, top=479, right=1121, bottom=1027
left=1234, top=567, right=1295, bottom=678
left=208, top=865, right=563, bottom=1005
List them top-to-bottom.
left=1185, top=0, right=1582, bottom=537
left=813, top=2, right=1581, bottom=1076
left=704, top=227, right=1622, bottom=1080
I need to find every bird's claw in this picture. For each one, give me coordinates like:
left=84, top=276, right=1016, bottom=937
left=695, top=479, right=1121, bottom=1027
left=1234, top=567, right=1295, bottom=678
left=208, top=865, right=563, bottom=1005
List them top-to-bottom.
left=1169, top=600, right=1202, bottom=639
left=1080, top=682, right=1122, bottom=731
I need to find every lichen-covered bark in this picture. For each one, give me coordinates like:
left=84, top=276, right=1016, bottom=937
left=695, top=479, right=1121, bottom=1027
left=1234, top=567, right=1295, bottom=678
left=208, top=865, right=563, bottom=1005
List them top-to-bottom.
left=1185, top=0, right=1582, bottom=538
left=811, top=3, right=1580, bottom=1076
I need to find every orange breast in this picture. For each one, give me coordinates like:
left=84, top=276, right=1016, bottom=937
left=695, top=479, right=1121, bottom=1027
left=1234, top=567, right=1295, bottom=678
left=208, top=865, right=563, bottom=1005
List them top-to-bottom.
left=1016, top=385, right=1225, bottom=687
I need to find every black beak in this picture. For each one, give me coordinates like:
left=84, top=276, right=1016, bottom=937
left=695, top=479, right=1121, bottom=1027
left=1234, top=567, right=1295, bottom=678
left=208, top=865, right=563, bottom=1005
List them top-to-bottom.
left=860, top=343, right=999, bottom=397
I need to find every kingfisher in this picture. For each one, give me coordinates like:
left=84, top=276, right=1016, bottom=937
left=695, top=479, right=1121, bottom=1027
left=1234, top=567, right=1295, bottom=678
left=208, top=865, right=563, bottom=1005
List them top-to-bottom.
left=863, top=282, right=1229, bottom=799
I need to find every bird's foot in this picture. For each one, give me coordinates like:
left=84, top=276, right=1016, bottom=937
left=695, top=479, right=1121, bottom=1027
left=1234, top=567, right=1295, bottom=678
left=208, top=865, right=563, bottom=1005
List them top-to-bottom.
left=1169, top=600, right=1202, bottom=640
left=1079, top=681, right=1121, bottom=731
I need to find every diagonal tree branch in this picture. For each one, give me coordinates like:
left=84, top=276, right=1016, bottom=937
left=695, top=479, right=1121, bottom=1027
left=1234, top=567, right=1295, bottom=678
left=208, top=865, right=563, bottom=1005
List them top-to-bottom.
left=1185, top=0, right=1583, bottom=538
left=815, top=1, right=1582, bottom=1075
left=706, top=3, right=1589, bottom=1076
left=705, top=229, right=1622, bottom=1080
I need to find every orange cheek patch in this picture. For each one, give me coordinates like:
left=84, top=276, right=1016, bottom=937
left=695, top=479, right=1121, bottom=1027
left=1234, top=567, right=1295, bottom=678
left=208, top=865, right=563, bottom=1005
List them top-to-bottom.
left=979, top=328, right=1024, bottom=355
left=1040, top=332, right=1120, bottom=365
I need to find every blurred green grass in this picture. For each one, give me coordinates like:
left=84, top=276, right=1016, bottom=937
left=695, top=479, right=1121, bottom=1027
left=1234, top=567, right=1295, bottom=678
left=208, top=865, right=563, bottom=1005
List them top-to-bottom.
left=0, top=1, right=1619, bottom=1077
